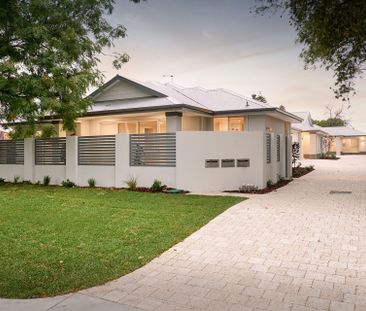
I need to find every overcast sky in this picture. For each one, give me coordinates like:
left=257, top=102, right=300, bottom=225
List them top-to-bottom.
left=98, top=0, right=366, bottom=131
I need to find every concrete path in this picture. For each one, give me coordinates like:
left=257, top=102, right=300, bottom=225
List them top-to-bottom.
left=1, top=155, right=366, bottom=311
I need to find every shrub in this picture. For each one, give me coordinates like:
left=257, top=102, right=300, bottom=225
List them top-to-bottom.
left=40, top=125, right=57, bottom=138
left=43, top=175, right=51, bottom=186
left=13, top=176, right=20, bottom=184
left=125, top=176, right=137, bottom=191
left=0, top=178, right=5, bottom=185
left=88, top=178, right=96, bottom=188
left=62, top=179, right=76, bottom=188
left=150, top=179, right=166, bottom=192
left=266, top=179, right=273, bottom=188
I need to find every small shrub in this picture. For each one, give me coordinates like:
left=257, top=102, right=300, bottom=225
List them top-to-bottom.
left=43, top=175, right=51, bottom=186
left=13, top=176, right=20, bottom=184
left=125, top=176, right=137, bottom=191
left=0, top=178, right=5, bottom=185
left=88, top=178, right=96, bottom=188
left=62, top=179, right=76, bottom=188
left=150, top=179, right=166, bottom=192
left=266, top=179, right=273, bottom=188
left=22, top=180, right=32, bottom=185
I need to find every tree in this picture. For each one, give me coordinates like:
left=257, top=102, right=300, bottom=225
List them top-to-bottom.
left=0, top=0, right=141, bottom=131
left=255, top=1, right=366, bottom=101
left=251, top=93, right=267, bottom=103
left=278, top=105, right=286, bottom=111
left=312, top=105, right=347, bottom=127
left=292, top=142, right=300, bottom=168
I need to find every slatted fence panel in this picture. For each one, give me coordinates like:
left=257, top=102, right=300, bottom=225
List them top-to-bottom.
left=130, top=133, right=176, bottom=167
left=266, top=133, right=271, bottom=164
left=78, top=135, right=115, bottom=166
left=277, top=135, right=281, bottom=162
left=35, top=138, right=66, bottom=165
left=0, top=140, right=24, bottom=164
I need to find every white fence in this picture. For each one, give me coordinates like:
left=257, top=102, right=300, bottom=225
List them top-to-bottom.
left=0, top=131, right=291, bottom=192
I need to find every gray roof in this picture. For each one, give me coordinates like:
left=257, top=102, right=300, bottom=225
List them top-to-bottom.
left=88, top=75, right=302, bottom=122
left=321, top=126, right=366, bottom=137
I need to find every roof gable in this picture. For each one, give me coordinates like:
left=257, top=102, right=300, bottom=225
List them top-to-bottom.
left=90, top=75, right=167, bottom=102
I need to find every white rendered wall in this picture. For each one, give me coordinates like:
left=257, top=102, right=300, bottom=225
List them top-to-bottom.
left=176, top=131, right=266, bottom=192
left=0, top=165, right=24, bottom=182
left=34, top=165, right=66, bottom=185
left=78, top=165, right=115, bottom=187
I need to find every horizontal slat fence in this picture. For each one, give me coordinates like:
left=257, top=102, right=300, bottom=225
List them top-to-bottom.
left=130, top=133, right=176, bottom=167
left=266, top=133, right=271, bottom=164
left=78, top=135, right=115, bottom=166
left=35, top=138, right=66, bottom=165
left=0, top=140, right=24, bottom=164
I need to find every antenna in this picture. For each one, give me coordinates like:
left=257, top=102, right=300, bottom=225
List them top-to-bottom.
left=163, top=74, right=174, bottom=83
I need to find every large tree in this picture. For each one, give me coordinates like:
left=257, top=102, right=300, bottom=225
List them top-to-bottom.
left=0, top=0, right=140, bottom=131
left=255, top=0, right=366, bottom=101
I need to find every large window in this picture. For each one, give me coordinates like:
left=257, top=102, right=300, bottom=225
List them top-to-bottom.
left=214, top=116, right=244, bottom=132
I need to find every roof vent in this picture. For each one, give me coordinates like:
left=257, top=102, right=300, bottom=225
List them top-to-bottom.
left=245, top=101, right=249, bottom=107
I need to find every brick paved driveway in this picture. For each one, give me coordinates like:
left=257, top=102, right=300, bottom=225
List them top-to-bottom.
left=81, top=155, right=366, bottom=311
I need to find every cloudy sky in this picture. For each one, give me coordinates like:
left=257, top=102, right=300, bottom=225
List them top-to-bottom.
left=98, top=0, right=366, bottom=131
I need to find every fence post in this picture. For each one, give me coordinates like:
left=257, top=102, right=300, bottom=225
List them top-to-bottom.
left=66, top=136, right=78, bottom=184
left=23, top=138, right=35, bottom=182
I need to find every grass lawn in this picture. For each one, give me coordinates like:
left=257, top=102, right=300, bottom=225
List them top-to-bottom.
left=0, top=184, right=244, bottom=299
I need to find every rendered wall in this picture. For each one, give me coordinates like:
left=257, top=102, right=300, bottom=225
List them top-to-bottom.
left=176, top=131, right=266, bottom=192
left=0, top=165, right=24, bottom=181
left=34, top=165, right=66, bottom=185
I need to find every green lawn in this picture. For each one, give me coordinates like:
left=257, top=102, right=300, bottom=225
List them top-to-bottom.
left=0, top=184, right=243, bottom=298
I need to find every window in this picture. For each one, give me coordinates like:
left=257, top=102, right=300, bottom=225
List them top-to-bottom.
left=214, top=117, right=244, bottom=132
left=139, top=121, right=158, bottom=134
left=118, top=122, right=138, bottom=134
left=266, top=134, right=271, bottom=164
left=277, top=135, right=281, bottom=162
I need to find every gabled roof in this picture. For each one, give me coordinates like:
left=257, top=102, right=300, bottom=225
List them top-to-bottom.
left=86, top=75, right=302, bottom=122
left=89, top=75, right=167, bottom=100
left=291, top=111, right=328, bottom=134
left=322, top=126, right=366, bottom=137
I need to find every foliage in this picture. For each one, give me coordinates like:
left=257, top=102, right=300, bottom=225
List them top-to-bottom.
left=0, top=0, right=141, bottom=131
left=255, top=0, right=366, bottom=100
left=251, top=93, right=267, bottom=103
left=278, top=105, right=286, bottom=111
left=313, top=118, right=345, bottom=127
left=9, top=125, right=36, bottom=140
left=40, top=125, right=57, bottom=138
left=292, top=142, right=300, bottom=168
left=320, top=152, right=337, bottom=160
left=292, top=165, right=315, bottom=178
left=43, top=175, right=51, bottom=186
left=13, top=176, right=20, bottom=184
left=125, top=176, right=137, bottom=191
left=0, top=178, right=5, bottom=184
left=88, top=178, right=96, bottom=188
left=61, top=179, right=76, bottom=188
left=150, top=179, right=166, bottom=192
left=266, top=179, right=273, bottom=188
left=0, top=183, right=243, bottom=298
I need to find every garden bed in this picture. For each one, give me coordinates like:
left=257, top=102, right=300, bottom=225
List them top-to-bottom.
left=292, top=165, right=315, bottom=178
left=224, top=179, right=292, bottom=194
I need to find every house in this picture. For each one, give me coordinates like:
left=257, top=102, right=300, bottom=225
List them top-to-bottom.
left=0, top=75, right=302, bottom=192
left=291, top=111, right=366, bottom=157
left=291, top=112, right=328, bottom=159
left=322, top=126, right=366, bottom=155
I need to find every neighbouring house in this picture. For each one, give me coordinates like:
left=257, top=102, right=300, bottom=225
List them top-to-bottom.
left=0, top=75, right=302, bottom=192
left=291, top=111, right=366, bottom=158
left=291, top=112, right=328, bottom=159
left=322, top=126, right=366, bottom=155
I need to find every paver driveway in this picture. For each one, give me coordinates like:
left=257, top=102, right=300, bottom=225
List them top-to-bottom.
left=1, top=155, right=366, bottom=311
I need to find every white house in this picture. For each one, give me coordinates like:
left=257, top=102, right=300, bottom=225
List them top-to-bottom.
left=0, top=75, right=302, bottom=192
left=291, top=111, right=366, bottom=158
left=291, top=112, right=328, bottom=159
left=323, top=126, right=366, bottom=155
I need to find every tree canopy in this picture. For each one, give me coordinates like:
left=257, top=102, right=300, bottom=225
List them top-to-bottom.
left=0, top=0, right=140, bottom=131
left=255, top=0, right=366, bottom=101
left=251, top=93, right=268, bottom=103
